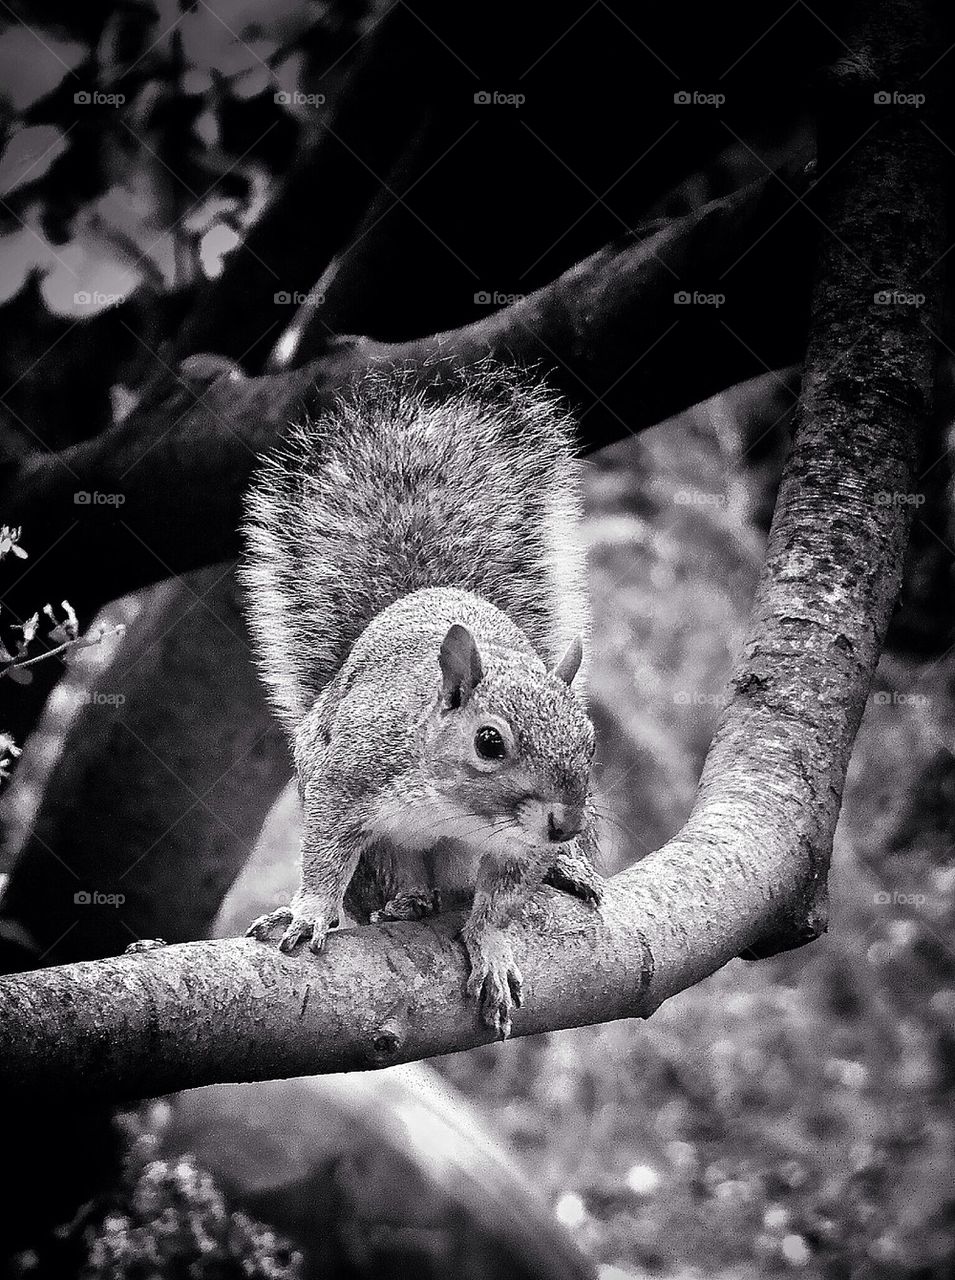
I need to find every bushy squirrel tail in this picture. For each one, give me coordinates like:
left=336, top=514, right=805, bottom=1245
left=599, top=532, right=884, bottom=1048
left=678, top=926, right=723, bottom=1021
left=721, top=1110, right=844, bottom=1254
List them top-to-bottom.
left=240, top=361, right=588, bottom=732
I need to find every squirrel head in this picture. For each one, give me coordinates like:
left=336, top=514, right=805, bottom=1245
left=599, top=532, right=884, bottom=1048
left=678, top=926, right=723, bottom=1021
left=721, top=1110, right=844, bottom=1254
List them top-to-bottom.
left=418, top=623, right=595, bottom=849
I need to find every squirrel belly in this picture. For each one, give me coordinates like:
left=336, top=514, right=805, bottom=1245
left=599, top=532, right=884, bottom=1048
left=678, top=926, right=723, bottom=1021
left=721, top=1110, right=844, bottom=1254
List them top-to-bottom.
left=241, top=364, right=601, bottom=1039
left=321, top=585, right=554, bottom=898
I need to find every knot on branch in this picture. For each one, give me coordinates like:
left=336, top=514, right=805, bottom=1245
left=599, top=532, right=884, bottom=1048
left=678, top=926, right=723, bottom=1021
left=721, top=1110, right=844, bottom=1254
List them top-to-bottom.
left=125, top=938, right=168, bottom=954
left=369, top=1019, right=405, bottom=1065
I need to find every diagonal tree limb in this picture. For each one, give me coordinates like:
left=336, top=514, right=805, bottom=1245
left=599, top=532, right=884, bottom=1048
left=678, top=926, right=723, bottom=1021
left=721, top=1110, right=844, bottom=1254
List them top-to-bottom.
left=0, top=170, right=815, bottom=629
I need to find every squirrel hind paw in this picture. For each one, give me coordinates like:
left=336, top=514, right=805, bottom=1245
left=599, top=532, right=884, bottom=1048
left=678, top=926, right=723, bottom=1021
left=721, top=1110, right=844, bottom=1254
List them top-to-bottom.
left=370, top=889, right=442, bottom=923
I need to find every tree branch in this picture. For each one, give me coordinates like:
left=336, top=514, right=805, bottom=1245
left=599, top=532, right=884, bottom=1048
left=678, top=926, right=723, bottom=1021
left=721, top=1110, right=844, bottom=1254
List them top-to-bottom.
left=0, top=865, right=749, bottom=1102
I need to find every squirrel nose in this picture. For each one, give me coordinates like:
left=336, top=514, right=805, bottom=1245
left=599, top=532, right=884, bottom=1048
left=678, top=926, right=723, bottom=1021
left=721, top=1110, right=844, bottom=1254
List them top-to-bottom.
left=547, top=806, right=583, bottom=843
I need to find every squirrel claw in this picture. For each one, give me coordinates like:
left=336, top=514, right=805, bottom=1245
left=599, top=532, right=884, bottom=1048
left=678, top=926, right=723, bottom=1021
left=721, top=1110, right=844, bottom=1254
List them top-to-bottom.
left=247, top=899, right=335, bottom=954
left=246, top=906, right=293, bottom=941
left=279, top=917, right=320, bottom=953
left=463, top=932, right=523, bottom=1040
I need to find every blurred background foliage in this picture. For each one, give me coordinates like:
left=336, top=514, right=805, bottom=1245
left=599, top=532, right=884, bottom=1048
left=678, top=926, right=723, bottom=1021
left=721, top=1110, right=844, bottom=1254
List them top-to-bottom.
left=0, top=0, right=371, bottom=453
left=2, top=1, right=955, bottom=1278
left=434, top=404, right=955, bottom=1279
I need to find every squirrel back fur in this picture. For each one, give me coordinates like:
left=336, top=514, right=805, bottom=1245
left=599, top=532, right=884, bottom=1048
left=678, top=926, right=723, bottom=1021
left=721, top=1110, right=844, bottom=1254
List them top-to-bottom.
left=241, top=363, right=588, bottom=734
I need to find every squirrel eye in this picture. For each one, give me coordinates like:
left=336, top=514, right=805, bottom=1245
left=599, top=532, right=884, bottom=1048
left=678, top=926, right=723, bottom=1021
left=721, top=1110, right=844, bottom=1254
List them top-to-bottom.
left=474, top=725, right=507, bottom=761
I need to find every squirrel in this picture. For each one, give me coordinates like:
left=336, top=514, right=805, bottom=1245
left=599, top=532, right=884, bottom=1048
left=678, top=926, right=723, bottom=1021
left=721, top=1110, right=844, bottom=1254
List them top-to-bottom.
left=241, top=362, right=602, bottom=1038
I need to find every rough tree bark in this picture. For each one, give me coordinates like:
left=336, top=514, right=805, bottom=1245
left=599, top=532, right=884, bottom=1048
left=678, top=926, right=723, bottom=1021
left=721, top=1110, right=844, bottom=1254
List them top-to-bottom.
left=0, top=0, right=945, bottom=1102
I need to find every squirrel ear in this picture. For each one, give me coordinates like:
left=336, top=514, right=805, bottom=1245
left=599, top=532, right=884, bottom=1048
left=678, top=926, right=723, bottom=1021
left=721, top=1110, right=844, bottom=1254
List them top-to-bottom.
left=439, top=624, right=484, bottom=708
left=552, top=635, right=583, bottom=686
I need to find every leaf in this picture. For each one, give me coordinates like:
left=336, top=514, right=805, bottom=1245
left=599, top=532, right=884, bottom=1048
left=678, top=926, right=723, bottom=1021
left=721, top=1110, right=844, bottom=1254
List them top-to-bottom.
left=0, top=27, right=87, bottom=113
left=0, top=125, right=69, bottom=198
left=0, top=227, right=53, bottom=305
left=39, top=237, right=144, bottom=317
left=0, top=525, right=27, bottom=559
left=61, top=600, right=79, bottom=639
left=15, top=612, right=39, bottom=649
left=0, top=733, right=22, bottom=783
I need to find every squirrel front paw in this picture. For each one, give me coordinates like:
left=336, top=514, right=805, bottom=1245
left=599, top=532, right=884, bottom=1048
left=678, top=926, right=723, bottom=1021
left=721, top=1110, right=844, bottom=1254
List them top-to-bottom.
left=544, top=850, right=604, bottom=908
left=370, top=889, right=442, bottom=923
left=246, top=893, right=339, bottom=954
left=461, top=926, right=523, bottom=1040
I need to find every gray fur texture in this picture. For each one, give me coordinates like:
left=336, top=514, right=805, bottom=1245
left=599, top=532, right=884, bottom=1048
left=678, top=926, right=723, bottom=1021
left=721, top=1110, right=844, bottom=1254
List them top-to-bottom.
left=240, top=363, right=589, bottom=731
